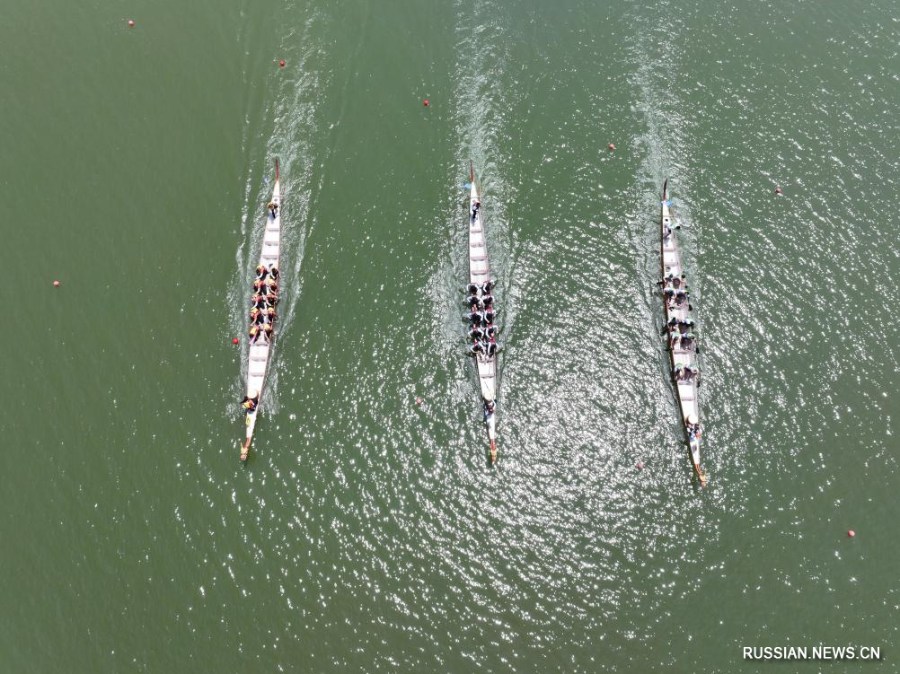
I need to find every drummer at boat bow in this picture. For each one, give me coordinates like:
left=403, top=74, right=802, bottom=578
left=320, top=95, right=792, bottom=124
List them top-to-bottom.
left=471, top=200, right=481, bottom=220
left=267, top=201, right=278, bottom=219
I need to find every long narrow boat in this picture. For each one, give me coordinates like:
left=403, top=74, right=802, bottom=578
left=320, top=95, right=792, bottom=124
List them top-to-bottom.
left=240, top=159, right=281, bottom=461
left=467, top=164, right=499, bottom=462
left=660, top=179, right=706, bottom=485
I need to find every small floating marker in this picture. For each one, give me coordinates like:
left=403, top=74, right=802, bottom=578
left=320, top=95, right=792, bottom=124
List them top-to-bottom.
left=127, top=19, right=135, bottom=28
left=278, top=60, right=286, bottom=68
left=422, top=98, right=430, bottom=107
left=607, top=143, right=616, bottom=151
left=774, top=185, right=783, bottom=195
left=52, top=280, right=61, bottom=288
left=232, top=337, right=239, bottom=345
left=415, top=396, right=424, bottom=406
left=636, top=461, right=644, bottom=470
left=848, top=529, right=856, bottom=538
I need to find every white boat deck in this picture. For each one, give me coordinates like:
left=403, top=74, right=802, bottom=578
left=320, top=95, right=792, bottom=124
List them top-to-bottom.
left=243, top=167, right=281, bottom=453
left=469, top=179, right=497, bottom=404
left=661, top=186, right=702, bottom=477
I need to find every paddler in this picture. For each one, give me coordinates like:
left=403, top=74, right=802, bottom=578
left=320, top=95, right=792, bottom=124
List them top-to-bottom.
left=267, top=201, right=278, bottom=219
left=471, top=201, right=481, bottom=219
left=255, top=264, right=268, bottom=280
left=268, top=265, right=279, bottom=281
left=265, top=276, right=278, bottom=293
left=253, top=278, right=265, bottom=292
left=480, top=279, right=495, bottom=294
left=466, top=282, right=479, bottom=295
left=265, top=291, right=278, bottom=307
left=251, top=293, right=266, bottom=308
left=481, top=293, right=494, bottom=308
left=466, top=294, right=482, bottom=310
left=265, top=306, right=276, bottom=323
left=250, top=307, right=263, bottom=324
left=468, top=308, right=485, bottom=326
left=483, top=308, right=496, bottom=324
left=262, top=322, right=274, bottom=340
left=249, top=324, right=260, bottom=343
left=484, top=324, right=498, bottom=339
left=468, top=325, right=486, bottom=341
left=486, top=338, right=498, bottom=358
left=468, top=340, right=485, bottom=356
left=673, top=363, right=686, bottom=381
left=241, top=392, right=259, bottom=413
left=686, top=414, right=701, bottom=439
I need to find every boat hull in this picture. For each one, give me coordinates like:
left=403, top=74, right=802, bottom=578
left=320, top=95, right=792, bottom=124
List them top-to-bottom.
left=241, top=161, right=281, bottom=459
left=660, top=181, right=705, bottom=484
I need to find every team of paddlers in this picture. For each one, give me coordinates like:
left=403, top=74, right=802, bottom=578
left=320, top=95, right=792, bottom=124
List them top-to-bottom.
left=240, top=262, right=280, bottom=414
left=661, top=262, right=702, bottom=445
left=465, top=279, right=500, bottom=358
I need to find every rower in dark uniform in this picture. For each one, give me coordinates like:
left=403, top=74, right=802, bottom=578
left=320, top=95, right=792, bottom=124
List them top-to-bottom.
left=255, top=264, right=268, bottom=280
left=268, top=265, right=279, bottom=281
left=481, top=279, right=495, bottom=295
left=466, top=283, right=479, bottom=295
left=481, top=293, right=494, bottom=308
left=466, top=294, right=482, bottom=310
left=250, top=307, right=264, bottom=325
left=468, top=309, right=485, bottom=326
left=468, top=325, right=485, bottom=341
left=486, top=338, right=498, bottom=358
left=468, top=340, right=485, bottom=356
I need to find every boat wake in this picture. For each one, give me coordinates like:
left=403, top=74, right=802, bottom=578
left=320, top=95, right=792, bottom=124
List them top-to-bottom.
left=229, top=7, right=329, bottom=422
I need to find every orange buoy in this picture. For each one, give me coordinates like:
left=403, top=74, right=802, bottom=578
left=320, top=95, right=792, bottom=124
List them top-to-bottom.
left=127, top=19, right=135, bottom=28
left=279, top=60, right=286, bottom=68
left=422, top=99, right=430, bottom=107
left=608, top=143, right=616, bottom=151
left=774, top=185, right=783, bottom=195
left=52, top=280, right=61, bottom=287
left=232, top=337, right=239, bottom=345
left=415, top=397, right=424, bottom=406
left=848, top=529, right=856, bottom=538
